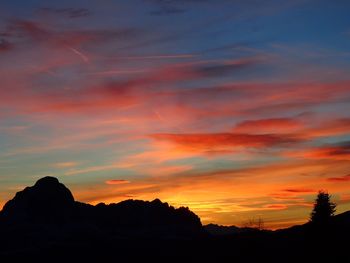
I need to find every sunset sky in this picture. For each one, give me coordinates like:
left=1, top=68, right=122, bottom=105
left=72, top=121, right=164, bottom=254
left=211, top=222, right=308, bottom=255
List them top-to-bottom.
left=1, top=0, right=350, bottom=229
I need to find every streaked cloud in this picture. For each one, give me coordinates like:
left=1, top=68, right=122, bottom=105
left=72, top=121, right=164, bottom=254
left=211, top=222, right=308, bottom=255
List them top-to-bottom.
left=37, top=7, right=91, bottom=18
left=233, top=118, right=303, bottom=134
left=150, top=132, right=301, bottom=152
left=288, top=141, right=350, bottom=160
left=53, top=162, right=79, bottom=168
left=327, top=174, right=350, bottom=182
left=105, top=179, right=130, bottom=185
left=282, top=188, right=315, bottom=193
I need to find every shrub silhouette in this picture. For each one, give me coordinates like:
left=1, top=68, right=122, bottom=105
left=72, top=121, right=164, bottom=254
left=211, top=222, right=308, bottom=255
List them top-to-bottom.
left=310, top=190, right=336, bottom=224
left=243, top=217, right=265, bottom=230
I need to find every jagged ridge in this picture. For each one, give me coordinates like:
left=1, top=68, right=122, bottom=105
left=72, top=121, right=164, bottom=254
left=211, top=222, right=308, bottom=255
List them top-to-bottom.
left=0, top=176, right=203, bottom=238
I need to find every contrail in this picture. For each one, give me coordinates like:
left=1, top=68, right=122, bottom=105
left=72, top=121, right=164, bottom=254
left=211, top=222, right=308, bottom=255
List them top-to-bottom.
left=68, top=47, right=89, bottom=63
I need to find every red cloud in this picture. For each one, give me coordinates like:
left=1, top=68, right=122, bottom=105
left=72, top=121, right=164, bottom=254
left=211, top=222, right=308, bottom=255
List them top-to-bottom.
left=0, top=39, right=13, bottom=52
left=29, top=78, right=149, bottom=114
left=233, top=118, right=302, bottom=133
left=150, top=133, right=300, bottom=150
left=308, top=146, right=350, bottom=159
left=327, top=174, right=350, bottom=182
left=105, top=180, right=130, bottom=185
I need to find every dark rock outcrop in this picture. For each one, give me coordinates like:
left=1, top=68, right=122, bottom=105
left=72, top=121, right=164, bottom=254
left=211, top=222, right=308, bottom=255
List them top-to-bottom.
left=0, top=176, right=75, bottom=223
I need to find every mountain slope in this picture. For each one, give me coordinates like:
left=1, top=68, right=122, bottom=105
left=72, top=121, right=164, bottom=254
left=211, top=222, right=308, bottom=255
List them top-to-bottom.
left=0, top=177, right=203, bottom=238
left=0, top=177, right=350, bottom=262
left=204, top=223, right=261, bottom=236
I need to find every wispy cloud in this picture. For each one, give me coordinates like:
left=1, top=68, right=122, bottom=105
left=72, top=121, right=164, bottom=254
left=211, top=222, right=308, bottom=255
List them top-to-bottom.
left=37, top=7, right=91, bottom=19
left=233, top=118, right=303, bottom=134
left=150, top=132, right=301, bottom=152
left=287, top=141, right=350, bottom=161
left=53, top=162, right=79, bottom=168
left=327, top=174, right=350, bottom=182
left=105, top=179, right=130, bottom=185
left=282, top=188, right=315, bottom=193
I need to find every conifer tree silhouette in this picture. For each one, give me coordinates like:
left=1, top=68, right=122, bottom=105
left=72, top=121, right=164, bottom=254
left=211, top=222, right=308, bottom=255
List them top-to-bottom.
left=310, top=190, right=336, bottom=224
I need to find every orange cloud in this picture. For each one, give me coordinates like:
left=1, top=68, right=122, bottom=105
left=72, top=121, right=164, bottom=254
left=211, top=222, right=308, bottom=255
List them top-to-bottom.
left=304, top=118, right=350, bottom=138
left=288, top=143, right=350, bottom=160
left=53, top=162, right=79, bottom=168
left=105, top=180, right=130, bottom=185
left=283, top=188, right=315, bottom=193
left=269, top=193, right=305, bottom=201
left=264, top=204, right=288, bottom=210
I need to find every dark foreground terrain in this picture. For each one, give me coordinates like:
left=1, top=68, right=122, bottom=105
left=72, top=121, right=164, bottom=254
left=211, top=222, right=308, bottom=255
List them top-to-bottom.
left=0, top=177, right=349, bottom=262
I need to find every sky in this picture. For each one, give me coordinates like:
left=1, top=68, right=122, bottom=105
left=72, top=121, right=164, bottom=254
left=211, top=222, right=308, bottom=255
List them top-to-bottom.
left=0, top=0, right=350, bottom=229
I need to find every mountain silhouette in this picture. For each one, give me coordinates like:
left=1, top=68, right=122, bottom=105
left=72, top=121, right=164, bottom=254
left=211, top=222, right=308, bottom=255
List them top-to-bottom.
left=0, top=176, right=202, bottom=238
left=1, top=177, right=350, bottom=262
left=1, top=177, right=75, bottom=223
left=204, top=223, right=262, bottom=236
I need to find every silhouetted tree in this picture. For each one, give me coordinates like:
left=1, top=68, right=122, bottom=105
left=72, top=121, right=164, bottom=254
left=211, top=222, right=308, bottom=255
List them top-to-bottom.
left=310, top=190, right=336, bottom=224
left=244, top=216, right=265, bottom=230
